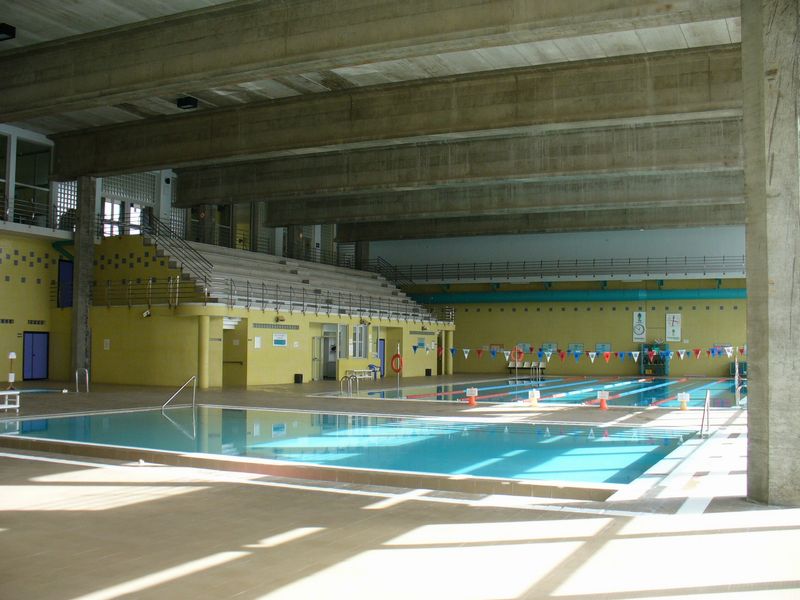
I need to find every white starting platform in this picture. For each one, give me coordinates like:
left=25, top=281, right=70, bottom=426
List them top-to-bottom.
left=0, top=390, right=20, bottom=411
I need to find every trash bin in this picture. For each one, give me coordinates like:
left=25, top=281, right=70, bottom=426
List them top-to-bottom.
left=425, top=368, right=432, bottom=376
left=293, top=373, right=303, bottom=384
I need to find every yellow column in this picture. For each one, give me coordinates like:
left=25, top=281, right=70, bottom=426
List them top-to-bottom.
left=198, top=315, right=210, bottom=389
left=445, top=330, right=454, bottom=375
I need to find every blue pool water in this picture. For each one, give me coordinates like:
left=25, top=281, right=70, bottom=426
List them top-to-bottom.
left=364, top=376, right=740, bottom=408
left=1, top=407, right=695, bottom=484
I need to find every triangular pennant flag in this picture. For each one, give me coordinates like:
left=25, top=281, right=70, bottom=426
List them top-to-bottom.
left=411, top=345, right=419, bottom=354
left=437, top=346, right=444, bottom=357
left=724, top=346, right=733, bottom=358
left=739, top=346, right=746, bottom=356
left=450, top=347, right=457, bottom=357
left=462, top=348, right=470, bottom=359
left=475, top=348, right=484, bottom=359
left=490, top=348, right=497, bottom=359
left=694, top=348, right=702, bottom=359
left=647, top=349, right=656, bottom=363
left=678, top=349, right=686, bottom=360
left=706, top=349, right=712, bottom=358
left=503, top=350, right=511, bottom=361
left=537, top=350, right=544, bottom=360
left=559, top=350, right=567, bottom=362
left=544, top=351, right=552, bottom=363
left=573, top=351, right=581, bottom=362
left=588, top=351, right=597, bottom=363
left=603, top=351, right=611, bottom=363
left=618, top=351, right=626, bottom=361
left=632, top=351, right=640, bottom=362
left=661, top=351, right=669, bottom=360
left=668, top=351, right=674, bottom=360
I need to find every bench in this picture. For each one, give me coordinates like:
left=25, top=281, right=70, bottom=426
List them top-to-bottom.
left=346, top=368, right=377, bottom=381
left=0, top=390, right=20, bottom=411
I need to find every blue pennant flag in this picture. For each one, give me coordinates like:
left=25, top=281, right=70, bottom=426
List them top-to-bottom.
left=411, top=345, right=418, bottom=354
left=449, top=347, right=457, bottom=357
left=490, top=348, right=497, bottom=359
left=573, top=351, right=582, bottom=362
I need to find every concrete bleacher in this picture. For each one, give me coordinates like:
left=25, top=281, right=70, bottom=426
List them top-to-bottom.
left=185, top=242, right=430, bottom=320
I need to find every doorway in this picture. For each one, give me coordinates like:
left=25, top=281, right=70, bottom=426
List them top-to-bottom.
left=23, top=332, right=49, bottom=380
left=378, top=338, right=386, bottom=377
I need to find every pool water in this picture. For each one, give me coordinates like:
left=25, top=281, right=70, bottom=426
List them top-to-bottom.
left=363, top=376, right=741, bottom=408
left=1, top=407, right=695, bottom=484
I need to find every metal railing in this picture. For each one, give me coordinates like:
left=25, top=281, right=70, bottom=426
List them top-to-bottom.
left=366, top=255, right=747, bottom=284
left=75, top=368, right=90, bottom=393
left=162, top=375, right=197, bottom=411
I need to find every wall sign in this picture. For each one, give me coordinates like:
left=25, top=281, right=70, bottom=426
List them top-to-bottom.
left=633, top=311, right=647, bottom=343
left=666, top=313, right=682, bottom=342
left=273, top=333, right=288, bottom=347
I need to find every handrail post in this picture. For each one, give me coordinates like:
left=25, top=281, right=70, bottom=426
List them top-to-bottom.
left=74, top=368, right=90, bottom=393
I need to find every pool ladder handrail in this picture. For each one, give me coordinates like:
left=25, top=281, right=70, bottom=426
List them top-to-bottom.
left=75, top=368, right=90, bottom=393
left=340, top=373, right=359, bottom=396
left=162, top=375, right=197, bottom=411
left=699, top=389, right=712, bottom=438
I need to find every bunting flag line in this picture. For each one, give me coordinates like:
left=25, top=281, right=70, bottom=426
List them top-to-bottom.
left=724, top=346, right=733, bottom=358
left=462, top=348, right=470, bottom=359
left=475, top=348, right=484, bottom=359
left=490, top=348, right=497, bottom=359
left=694, top=348, right=702, bottom=359
left=647, top=349, right=656, bottom=363
left=678, top=349, right=686, bottom=360
left=503, top=350, right=511, bottom=361
left=559, top=350, right=567, bottom=362
left=544, top=351, right=552, bottom=362
left=573, top=351, right=582, bottom=362
left=588, top=351, right=597, bottom=363
left=603, top=351, right=611, bottom=363
left=617, top=351, right=626, bottom=361
left=631, top=351, right=640, bottom=362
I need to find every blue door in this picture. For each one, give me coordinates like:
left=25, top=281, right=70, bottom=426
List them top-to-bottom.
left=23, top=332, right=49, bottom=380
left=378, top=339, right=386, bottom=377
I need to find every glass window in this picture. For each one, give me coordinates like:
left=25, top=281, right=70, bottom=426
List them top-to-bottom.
left=0, top=134, right=7, bottom=180
left=14, top=139, right=52, bottom=226
left=103, top=200, right=122, bottom=236
left=338, top=325, right=348, bottom=359
left=352, top=325, right=367, bottom=359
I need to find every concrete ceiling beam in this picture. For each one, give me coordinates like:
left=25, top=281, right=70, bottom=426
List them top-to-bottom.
left=0, top=0, right=739, bottom=122
left=51, top=46, right=742, bottom=179
left=174, top=117, right=742, bottom=206
left=261, top=170, right=743, bottom=225
left=335, top=203, right=746, bottom=241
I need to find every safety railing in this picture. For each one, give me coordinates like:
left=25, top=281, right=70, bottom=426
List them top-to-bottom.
left=365, top=255, right=747, bottom=284
left=54, top=275, right=451, bottom=323
left=75, top=368, right=90, bottom=393
left=340, top=373, right=360, bottom=396
left=699, top=389, right=712, bottom=438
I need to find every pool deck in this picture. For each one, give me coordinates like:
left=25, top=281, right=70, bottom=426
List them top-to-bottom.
left=1, top=376, right=797, bottom=599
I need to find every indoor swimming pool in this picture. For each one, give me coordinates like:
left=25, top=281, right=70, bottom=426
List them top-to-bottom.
left=359, top=376, right=743, bottom=408
left=0, top=406, right=695, bottom=485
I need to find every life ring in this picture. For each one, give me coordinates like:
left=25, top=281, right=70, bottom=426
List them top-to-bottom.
left=513, top=348, right=524, bottom=362
left=390, top=353, right=404, bottom=373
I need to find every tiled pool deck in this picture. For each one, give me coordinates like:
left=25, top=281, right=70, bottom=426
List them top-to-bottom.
left=0, top=376, right=797, bottom=600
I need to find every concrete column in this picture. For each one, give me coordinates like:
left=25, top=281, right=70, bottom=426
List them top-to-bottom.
left=743, top=0, right=800, bottom=506
left=71, top=175, right=96, bottom=374
left=354, top=241, right=369, bottom=270
left=198, top=315, right=210, bottom=390
left=445, top=330, right=454, bottom=375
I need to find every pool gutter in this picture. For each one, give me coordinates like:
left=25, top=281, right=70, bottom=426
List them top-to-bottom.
left=0, top=434, right=620, bottom=502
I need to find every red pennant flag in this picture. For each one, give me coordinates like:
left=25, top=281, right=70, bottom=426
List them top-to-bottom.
left=437, top=346, right=444, bottom=357
left=739, top=346, right=746, bottom=355
left=475, top=348, right=484, bottom=359
left=693, top=348, right=702, bottom=359
left=706, top=349, right=712, bottom=358
left=559, top=350, right=567, bottom=362
left=647, top=350, right=655, bottom=363
left=603, top=351, right=611, bottom=363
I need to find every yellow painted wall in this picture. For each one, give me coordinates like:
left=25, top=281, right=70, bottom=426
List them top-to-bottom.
left=0, top=231, right=69, bottom=382
left=451, top=295, right=746, bottom=377
left=90, top=306, right=200, bottom=386
left=246, top=314, right=313, bottom=385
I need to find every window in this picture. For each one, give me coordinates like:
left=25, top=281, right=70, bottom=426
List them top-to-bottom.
left=14, top=139, right=52, bottom=226
left=54, top=181, right=77, bottom=232
left=103, top=200, right=122, bottom=236
left=352, top=324, right=368, bottom=358
left=338, top=325, right=349, bottom=359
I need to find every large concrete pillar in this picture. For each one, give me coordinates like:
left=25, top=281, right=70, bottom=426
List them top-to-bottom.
left=743, top=0, right=800, bottom=506
left=71, top=175, right=95, bottom=375
left=286, top=225, right=304, bottom=260
left=354, top=241, right=369, bottom=270
left=198, top=315, right=210, bottom=389
left=445, top=330, right=454, bottom=375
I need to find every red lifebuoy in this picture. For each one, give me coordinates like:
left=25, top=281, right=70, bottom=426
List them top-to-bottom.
left=513, top=348, right=524, bottom=362
left=390, top=353, right=404, bottom=373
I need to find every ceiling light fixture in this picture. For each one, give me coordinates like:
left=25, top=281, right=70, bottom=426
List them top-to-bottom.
left=0, top=23, right=16, bottom=41
left=176, top=96, right=199, bottom=110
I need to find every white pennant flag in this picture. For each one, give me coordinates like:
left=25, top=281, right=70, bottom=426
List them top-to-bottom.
left=724, top=346, right=733, bottom=358
left=462, top=348, right=470, bottom=359
left=678, top=349, right=686, bottom=360
left=503, top=350, right=511, bottom=361
left=544, top=351, right=552, bottom=363
left=588, top=351, right=597, bottom=363
left=632, top=351, right=640, bottom=362
left=668, top=351, right=674, bottom=360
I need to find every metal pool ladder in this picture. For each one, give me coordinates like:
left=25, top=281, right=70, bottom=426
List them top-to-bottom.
left=75, top=368, right=90, bottom=393
left=162, top=375, right=197, bottom=411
